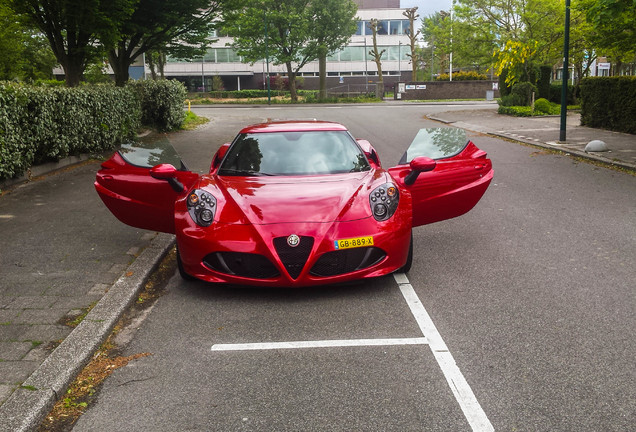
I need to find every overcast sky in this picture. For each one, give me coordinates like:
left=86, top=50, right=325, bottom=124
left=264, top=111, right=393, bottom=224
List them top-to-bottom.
left=400, top=0, right=452, bottom=18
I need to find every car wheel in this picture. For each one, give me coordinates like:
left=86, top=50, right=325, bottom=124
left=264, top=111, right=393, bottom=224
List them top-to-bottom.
left=398, top=231, right=413, bottom=273
left=176, top=246, right=197, bottom=281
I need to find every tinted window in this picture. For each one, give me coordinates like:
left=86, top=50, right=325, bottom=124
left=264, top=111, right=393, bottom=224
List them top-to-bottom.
left=399, top=128, right=468, bottom=163
left=219, top=131, right=370, bottom=176
left=118, top=138, right=185, bottom=170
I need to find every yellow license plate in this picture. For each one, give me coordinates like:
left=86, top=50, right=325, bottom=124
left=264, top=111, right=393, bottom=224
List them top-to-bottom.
left=334, top=236, right=374, bottom=250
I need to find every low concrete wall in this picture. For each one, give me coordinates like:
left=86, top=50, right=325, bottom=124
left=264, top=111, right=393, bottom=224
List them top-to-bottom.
left=396, top=80, right=500, bottom=100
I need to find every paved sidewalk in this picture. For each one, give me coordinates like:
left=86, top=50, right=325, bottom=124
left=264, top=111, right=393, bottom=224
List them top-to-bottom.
left=0, top=102, right=633, bottom=431
left=427, top=107, right=636, bottom=170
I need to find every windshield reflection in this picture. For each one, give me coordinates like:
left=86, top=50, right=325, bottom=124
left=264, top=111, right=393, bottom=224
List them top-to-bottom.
left=399, top=128, right=468, bottom=164
left=219, top=131, right=370, bottom=176
left=118, top=138, right=186, bottom=170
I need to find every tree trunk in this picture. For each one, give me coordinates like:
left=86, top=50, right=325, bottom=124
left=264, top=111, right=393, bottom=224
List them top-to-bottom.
left=318, top=46, right=327, bottom=101
left=108, top=49, right=133, bottom=87
left=63, top=56, right=84, bottom=87
left=286, top=62, right=297, bottom=102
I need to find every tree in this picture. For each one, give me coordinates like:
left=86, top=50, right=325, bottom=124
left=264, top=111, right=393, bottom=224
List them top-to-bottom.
left=7, top=0, right=132, bottom=86
left=104, top=0, right=220, bottom=86
left=224, top=0, right=354, bottom=102
left=311, top=0, right=358, bottom=100
left=578, top=0, right=635, bottom=57
left=403, top=7, right=420, bottom=81
left=368, top=19, right=385, bottom=97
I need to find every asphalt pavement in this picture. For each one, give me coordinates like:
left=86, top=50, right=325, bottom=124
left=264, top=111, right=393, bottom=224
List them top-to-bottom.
left=0, top=101, right=634, bottom=432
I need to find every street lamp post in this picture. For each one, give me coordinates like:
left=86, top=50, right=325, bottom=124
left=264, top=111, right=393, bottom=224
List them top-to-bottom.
left=559, top=0, right=571, bottom=141
left=264, top=11, right=271, bottom=105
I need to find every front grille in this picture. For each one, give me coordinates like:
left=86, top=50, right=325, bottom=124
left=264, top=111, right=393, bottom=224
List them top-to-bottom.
left=273, top=236, right=314, bottom=279
left=310, top=247, right=386, bottom=277
left=203, top=252, right=280, bottom=279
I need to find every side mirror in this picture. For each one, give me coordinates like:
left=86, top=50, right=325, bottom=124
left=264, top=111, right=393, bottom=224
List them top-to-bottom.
left=211, top=143, right=231, bottom=172
left=404, top=156, right=436, bottom=186
left=150, top=163, right=184, bottom=193
left=150, top=163, right=178, bottom=180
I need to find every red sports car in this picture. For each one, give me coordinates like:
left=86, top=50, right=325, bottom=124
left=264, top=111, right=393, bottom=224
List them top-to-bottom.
left=95, top=121, right=492, bottom=287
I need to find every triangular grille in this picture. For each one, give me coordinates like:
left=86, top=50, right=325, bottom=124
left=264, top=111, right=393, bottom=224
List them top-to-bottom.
left=273, top=236, right=314, bottom=279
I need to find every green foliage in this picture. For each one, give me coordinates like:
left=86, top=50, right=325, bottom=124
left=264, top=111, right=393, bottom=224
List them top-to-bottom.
left=105, top=0, right=219, bottom=86
left=222, top=0, right=357, bottom=101
left=578, top=0, right=636, bottom=60
left=537, top=66, right=552, bottom=100
left=436, top=71, right=489, bottom=81
left=580, top=76, right=636, bottom=134
left=0, top=79, right=187, bottom=180
left=128, top=79, right=187, bottom=132
left=0, top=82, right=140, bottom=180
left=499, top=82, right=538, bottom=107
left=549, top=83, right=576, bottom=104
left=534, top=98, right=560, bottom=115
left=498, top=105, right=534, bottom=116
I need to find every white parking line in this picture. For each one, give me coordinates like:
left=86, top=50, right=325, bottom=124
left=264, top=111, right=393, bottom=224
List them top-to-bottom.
left=394, top=273, right=494, bottom=432
left=209, top=274, right=493, bottom=431
left=211, top=337, right=427, bottom=351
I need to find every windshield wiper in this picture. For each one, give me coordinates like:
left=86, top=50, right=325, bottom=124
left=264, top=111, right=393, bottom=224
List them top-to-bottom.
left=219, top=168, right=274, bottom=176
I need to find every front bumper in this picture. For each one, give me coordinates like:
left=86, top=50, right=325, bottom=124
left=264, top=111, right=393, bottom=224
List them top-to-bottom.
left=175, top=214, right=411, bottom=287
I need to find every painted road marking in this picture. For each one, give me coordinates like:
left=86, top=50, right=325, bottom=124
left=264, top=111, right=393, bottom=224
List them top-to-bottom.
left=209, top=273, right=493, bottom=431
left=394, top=273, right=494, bottom=432
left=211, top=337, right=427, bottom=351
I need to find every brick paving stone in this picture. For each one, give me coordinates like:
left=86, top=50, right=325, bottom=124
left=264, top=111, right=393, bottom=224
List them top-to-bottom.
left=5, top=296, right=58, bottom=309
left=13, top=309, right=70, bottom=325
left=0, top=325, right=29, bottom=342
left=21, top=325, right=71, bottom=343
left=0, top=342, right=32, bottom=361
left=0, top=361, right=39, bottom=384
left=0, top=384, right=13, bottom=404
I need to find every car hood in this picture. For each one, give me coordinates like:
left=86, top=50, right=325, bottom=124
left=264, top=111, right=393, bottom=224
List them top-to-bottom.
left=204, top=172, right=382, bottom=225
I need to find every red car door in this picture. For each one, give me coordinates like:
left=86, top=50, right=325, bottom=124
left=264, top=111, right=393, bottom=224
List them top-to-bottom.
left=388, top=128, right=493, bottom=227
left=95, top=141, right=199, bottom=234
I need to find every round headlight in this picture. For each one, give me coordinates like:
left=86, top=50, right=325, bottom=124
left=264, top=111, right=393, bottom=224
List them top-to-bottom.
left=369, top=183, right=399, bottom=221
left=186, top=189, right=216, bottom=227
left=373, top=203, right=388, bottom=218
left=199, top=209, right=214, bottom=223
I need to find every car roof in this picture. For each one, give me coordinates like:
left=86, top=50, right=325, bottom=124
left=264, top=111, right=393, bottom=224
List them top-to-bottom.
left=239, top=121, right=349, bottom=134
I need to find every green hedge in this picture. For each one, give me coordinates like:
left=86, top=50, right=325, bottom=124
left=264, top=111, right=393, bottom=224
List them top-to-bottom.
left=580, top=76, right=636, bottom=134
left=0, top=79, right=187, bottom=181
left=128, top=80, right=187, bottom=131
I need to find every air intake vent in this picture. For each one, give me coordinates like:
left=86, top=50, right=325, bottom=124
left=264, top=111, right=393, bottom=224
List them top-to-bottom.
left=273, top=236, right=314, bottom=279
left=310, top=247, right=385, bottom=277
left=203, top=252, right=280, bottom=279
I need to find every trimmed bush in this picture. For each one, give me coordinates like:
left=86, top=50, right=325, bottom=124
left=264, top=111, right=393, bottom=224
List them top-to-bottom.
left=436, top=71, right=489, bottom=81
left=580, top=76, right=636, bottom=134
left=128, top=79, right=187, bottom=132
left=0, top=83, right=140, bottom=180
left=549, top=83, right=576, bottom=104
left=534, top=98, right=560, bottom=115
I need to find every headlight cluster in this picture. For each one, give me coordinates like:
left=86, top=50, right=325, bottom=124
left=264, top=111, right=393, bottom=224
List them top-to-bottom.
left=369, top=183, right=399, bottom=221
left=187, top=189, right=216, bottom=227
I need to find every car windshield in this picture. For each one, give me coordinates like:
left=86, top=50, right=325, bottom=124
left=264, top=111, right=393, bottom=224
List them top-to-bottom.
left=218, top=131, right=371, bottom=176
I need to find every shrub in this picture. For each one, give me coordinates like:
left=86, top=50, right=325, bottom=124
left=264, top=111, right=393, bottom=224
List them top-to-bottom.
left=537, top=66, right=552, bottom=100
left=436, top=71, right=488, bottom=81
left=580, top=76, right=636, bottom=134
left=127, top=79, right=186, bottom=132
left=511, top=82, right=537, bottom=106
left=0, top=83, right=140, bottom=180
left=549, top=83, right=575, bottom=104
left=534, top=98, right=559, bottom=115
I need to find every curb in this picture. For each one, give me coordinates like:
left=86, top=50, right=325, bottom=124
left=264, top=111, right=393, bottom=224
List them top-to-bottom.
left=428, top=116, right=636, bottom=172
left=0, top=154, right=94, bottom=192
left=0, top=233, right=175, bottom=432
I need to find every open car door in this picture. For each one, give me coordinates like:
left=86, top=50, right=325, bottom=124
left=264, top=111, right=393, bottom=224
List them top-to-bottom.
left=388, top=128, right=493, bottom=227
left=95, top=139, right=199, bottom=234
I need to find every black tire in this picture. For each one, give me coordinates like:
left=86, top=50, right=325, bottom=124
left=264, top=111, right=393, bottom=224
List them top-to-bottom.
left=398, top=231, right=413, bottom=273
left=176, top=246, right=197, bottom=281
